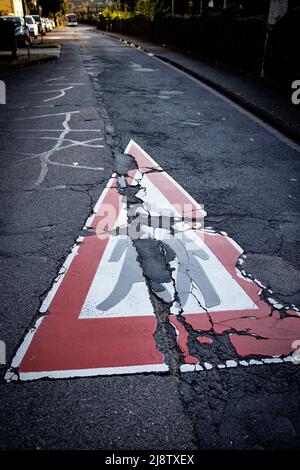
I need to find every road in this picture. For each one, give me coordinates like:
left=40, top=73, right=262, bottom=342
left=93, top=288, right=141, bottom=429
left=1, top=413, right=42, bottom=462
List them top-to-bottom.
left=0, top=25, right=299, bottom=451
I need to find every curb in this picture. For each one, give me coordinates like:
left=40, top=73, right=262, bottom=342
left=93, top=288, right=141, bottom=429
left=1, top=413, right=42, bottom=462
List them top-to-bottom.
left=100, top=30, right=300, bottom=146
left=10, top=55, right=59, bottom=68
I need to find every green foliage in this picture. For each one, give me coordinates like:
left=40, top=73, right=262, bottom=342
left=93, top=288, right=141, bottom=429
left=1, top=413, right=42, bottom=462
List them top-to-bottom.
left=39, top=0, right=71, bottom=16
left=100, top=0, right=169, bottom=21
left=134, top=0, right=167, bottom=19
left=101, top=6, right=132, bottom=20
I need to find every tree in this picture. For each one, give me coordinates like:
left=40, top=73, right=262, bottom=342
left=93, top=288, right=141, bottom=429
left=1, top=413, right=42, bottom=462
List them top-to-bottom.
left=39, top=0, right=71, bottom=16
left=135, top=0, right=168, bottom=18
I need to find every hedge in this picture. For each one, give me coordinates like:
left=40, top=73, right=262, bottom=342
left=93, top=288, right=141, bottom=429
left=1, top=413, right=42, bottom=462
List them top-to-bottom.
left=97, top=7, right=299, bottom=84
left=98, top=11, right=266, bottom=75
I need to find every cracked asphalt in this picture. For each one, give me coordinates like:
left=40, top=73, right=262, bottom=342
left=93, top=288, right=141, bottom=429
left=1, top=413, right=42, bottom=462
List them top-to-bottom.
left=0, top=25, right=299, bottom=450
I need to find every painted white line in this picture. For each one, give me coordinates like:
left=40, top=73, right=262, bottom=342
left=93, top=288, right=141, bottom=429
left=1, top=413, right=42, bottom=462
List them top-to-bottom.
left=14, top=111, right=80, bottom=121
left=0, top=129, right=103, bottom=132
left=126, top=139, right=206, bottom=215
left=84, top=175, right=116, bottom=228
left=40, top=240, right=83, bottom=314
left=5, top=317, right=45, bottom=379
left=179, top=355, right=297, bottom=375
left=7, top=364, right=169, bottom=382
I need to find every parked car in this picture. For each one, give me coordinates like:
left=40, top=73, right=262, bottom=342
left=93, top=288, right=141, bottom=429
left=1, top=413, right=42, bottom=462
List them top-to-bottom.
left=32, top=14, right=45, bottom=35
left=0, top=15, right=29, bottom=47
left=25, top=15, right=38, bottom=38
left=0, top=17, right=17, bottom=53
left=41, top=17, right=47, bottom=33
left=42, top=17, right=50, bottom=32
left=44, top=18, right=52, bottom=32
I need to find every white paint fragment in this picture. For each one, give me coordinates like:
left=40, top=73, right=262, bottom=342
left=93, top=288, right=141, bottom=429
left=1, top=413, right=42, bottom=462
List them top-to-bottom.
left=129, top=62, right=156, bottom=73
left=181, top=121, right=202, bottom=127
left=236, top=269, right=253, bottom=283
left=254, top=279, right=266, bottom=289
left=283, top=356, right=294, bottom=363
left=262, top=357, right=283, bottom=364
left=249, top=359, right=264, bottom=365
left=226, top=360, right=237, bottom=368
left=239, top=360, right=249, bottom=367
left=204, top=362, right=213, bottom=370
left=180, top=364, right=196, bottom=373
left=4, top=371, right=18, bottom=382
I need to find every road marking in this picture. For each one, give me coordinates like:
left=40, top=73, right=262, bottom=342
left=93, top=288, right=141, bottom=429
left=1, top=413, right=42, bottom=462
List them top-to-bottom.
left=129, top=62, right=156, bottom=72
left=14, top=111, right=80, bottom=121
left=6, top=141, right=300, bottom=381
left=6, top=173, right=168, bottom=381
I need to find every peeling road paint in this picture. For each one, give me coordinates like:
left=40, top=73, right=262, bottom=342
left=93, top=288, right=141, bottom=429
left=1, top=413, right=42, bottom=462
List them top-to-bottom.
left=6, top=141, right=300, bottom=381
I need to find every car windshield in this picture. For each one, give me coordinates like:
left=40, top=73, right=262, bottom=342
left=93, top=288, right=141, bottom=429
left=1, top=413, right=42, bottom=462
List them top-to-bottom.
left=6, top=16, right=21, bottom=26
left=32, top=16, right=40, bottom=22
left=25, top=17, right=33, bottom=24
left=69, top=17, right=77, bottom=22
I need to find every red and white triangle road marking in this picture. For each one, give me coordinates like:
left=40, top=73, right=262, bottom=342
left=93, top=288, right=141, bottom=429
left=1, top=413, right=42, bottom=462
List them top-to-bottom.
left=6, top=141, right=300, bottom=381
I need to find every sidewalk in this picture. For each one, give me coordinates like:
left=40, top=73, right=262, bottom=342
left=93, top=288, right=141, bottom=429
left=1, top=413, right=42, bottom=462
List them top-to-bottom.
left=100, top=30, right=300, bottom=144
left=0, top=45, right=61, bottom=66
left=0, top=46, right=61, bottom=57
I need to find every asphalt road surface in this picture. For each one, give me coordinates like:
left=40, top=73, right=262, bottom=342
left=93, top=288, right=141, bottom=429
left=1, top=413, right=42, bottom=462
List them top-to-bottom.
left=0, top=25, right=299, bottom=451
